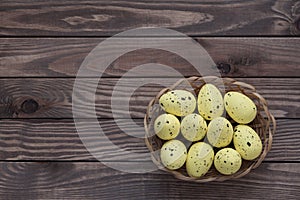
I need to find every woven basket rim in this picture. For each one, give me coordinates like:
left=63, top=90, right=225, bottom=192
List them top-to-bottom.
left=144, top=76, right=276, bottom=182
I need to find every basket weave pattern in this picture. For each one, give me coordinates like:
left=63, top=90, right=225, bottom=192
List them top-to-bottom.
left=144, top=76, right=276, bottom=182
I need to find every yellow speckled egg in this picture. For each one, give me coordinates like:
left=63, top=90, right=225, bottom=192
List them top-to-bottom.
left=198, top=84, right=224, bottom=120
left=159, top=90, right=196, bottom=116
left=224, top=92, right=257, bottom=124
left=181, top=113, right=207, bottom=142
left=154, top=114, right=180, bottom=140
left=207, top=117, right=233, bottom=148
left=233, top=125, right=263, bottom=160
left=160, top=140, right=187, bottom=170
left=186, top=142, right=214, bottom=178
left=214, top=148, right=242, bottom=175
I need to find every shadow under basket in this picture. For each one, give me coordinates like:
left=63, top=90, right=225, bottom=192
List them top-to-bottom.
left=144, top=76, right=276, bottom=182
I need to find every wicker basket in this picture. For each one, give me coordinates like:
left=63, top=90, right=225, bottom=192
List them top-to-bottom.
left=144, top=76, right=276, bottom=182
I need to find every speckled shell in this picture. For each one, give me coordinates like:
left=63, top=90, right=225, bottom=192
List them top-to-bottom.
left=198, top=84, right=224, bottom=120
left=159, top=90, right=196, bottom=116
left=224, top=92, right=257, bottom=124
left=181, top=113, right=207, bottom=142
left=154, top=114, right=180, bottom=140
left=207, top=117, right=233, bottom=148
left=233, top=125, right=263, bottom=160
left=160, top=140, right=187, bottom=170
left=186, top=142, right=214, bottom=178
left=214, top=148, right=242, bottom=175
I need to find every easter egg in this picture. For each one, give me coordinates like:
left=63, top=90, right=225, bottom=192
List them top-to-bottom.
left=198, top=84, right=224, bottom=120
left=159, top=90, right=196, bottom=116
left=224, top=92, right=257, bottom=124
left=181, top=113, right=207, bottom=142
left=154, top=114, right=180, bottom=140
left=206, top=117, right=233, bottom=148
left=233, top=125, right=263, bottom=160
left=160, top=140, right=187, bottom=170
left=186, top=142, right=214, bottom=178
left=214, top=148, right=242, bottom=175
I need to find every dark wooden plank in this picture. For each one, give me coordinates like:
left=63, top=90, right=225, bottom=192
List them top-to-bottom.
left=1, top=0, right=299, bottom=36
left=0, top=38, right=300, bottom=77
left=0, top=78, right=299, bottom=119
left=0, top=119, right=298, bottom=161
left=0, top=162, right=299, bottom=199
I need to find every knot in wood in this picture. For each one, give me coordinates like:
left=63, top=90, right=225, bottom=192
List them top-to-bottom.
left=216, top=63, right=231, bottom=74
left=21, top=99, right=39, bottom=114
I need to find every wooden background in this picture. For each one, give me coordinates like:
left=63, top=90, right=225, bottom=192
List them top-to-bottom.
left=1, top=0, right=300, bottom=199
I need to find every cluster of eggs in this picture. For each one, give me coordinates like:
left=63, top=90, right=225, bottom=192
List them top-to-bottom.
left=154, top=84, right=262, bottom=177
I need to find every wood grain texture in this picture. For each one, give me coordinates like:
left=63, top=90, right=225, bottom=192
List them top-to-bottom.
left=1, top=0, right=299, bottom=36
left=1, top=1, right=299, bottom=198
left=1, top=38, right=300, bottom=77
left=0, top=78, right=299, bottom=119
left=0, top=119, right=298, bottom=161
left=0, top=162, right=299, bottom=199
